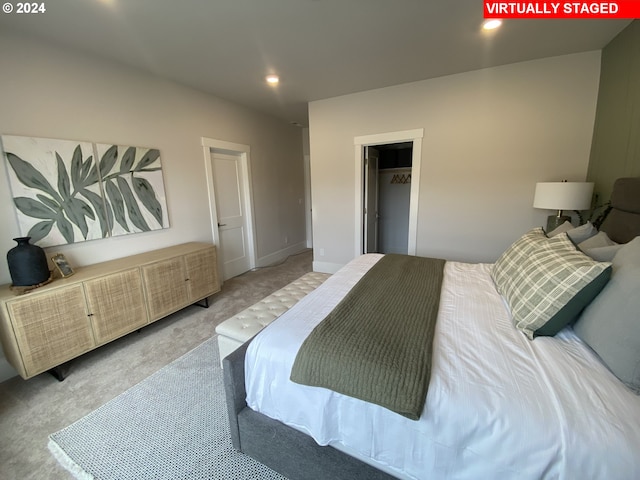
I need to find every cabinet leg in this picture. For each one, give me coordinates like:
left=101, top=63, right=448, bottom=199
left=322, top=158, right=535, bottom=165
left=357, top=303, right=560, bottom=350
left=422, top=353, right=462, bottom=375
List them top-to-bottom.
left=195, top=297, right=210, bottom=308
left=49, top=365, right=66, bottom=382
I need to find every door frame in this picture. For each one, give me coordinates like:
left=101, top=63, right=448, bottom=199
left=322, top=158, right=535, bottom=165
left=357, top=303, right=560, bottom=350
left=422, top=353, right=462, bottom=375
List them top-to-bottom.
left=354, top=128, right=424, bottom=257
left=202, top=137, right=257, bottom=277
left=363, top=146, right=379, bottom=253
left=303, top=154, right=313, bottom=248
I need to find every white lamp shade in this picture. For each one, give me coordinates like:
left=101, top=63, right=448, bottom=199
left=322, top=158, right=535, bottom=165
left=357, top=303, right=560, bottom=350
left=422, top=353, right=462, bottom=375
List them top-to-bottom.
left=533, top=182, right=594, bottom=211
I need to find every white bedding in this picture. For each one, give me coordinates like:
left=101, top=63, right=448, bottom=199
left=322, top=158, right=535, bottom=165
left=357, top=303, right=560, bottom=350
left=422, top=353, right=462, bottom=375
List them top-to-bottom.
left=245, top=254, right=640, bottom=479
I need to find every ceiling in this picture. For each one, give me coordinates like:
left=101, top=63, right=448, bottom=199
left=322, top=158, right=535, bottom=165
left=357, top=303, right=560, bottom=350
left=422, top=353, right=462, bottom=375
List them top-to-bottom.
left=0, top=1, right=630, bottom=127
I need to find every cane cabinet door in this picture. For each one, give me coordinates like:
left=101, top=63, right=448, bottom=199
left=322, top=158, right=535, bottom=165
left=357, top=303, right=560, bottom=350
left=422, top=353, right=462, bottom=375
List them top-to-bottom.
left=184, top=246, right=220, bottom=303
left=141, top=256, right=189, bottom=321
left=84, top=268, right=149, bottom=345
left=6, top=284, right=93, bottom=377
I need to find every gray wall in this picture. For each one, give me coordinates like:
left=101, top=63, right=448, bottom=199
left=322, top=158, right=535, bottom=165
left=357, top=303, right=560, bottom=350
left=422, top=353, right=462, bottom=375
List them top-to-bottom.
left=588, top=20, right=640, bottom=203
left=0, top=31, right=306, bottom=380
left=309, top=52, right=601, bottom=272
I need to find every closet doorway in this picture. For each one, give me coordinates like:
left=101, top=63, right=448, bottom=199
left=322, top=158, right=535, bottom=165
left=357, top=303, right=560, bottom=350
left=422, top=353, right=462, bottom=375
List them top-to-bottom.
left=354, top=128, right=424, bottom=257
left=364, top=143, right=413, bottom=254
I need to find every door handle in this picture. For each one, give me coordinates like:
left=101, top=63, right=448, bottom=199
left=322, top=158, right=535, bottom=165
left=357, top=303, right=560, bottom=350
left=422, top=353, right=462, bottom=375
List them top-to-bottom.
left=218, top=223, right=227, bottom=227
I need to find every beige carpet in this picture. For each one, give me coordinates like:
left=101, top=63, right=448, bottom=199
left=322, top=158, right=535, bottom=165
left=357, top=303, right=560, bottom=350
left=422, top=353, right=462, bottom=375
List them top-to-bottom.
left=0, top=249, right=312, bottom=480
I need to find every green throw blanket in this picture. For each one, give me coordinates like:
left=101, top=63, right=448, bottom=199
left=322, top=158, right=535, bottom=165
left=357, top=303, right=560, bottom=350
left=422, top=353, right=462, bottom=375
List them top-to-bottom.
left=290, top=254, right=445, bottom=420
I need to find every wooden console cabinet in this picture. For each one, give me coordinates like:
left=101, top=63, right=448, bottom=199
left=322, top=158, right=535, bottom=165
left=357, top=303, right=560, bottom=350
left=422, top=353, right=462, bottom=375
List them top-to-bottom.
left=0, top=243, right=220, bottom=379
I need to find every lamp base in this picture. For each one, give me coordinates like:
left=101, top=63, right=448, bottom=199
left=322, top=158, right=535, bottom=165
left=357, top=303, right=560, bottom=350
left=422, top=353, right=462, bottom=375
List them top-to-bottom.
left=546, top=214, right=571, bottom=234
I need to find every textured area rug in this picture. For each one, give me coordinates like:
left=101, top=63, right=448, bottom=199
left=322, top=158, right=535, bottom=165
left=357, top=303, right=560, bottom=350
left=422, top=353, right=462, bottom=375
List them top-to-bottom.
left=48, top=336, right=286, bottom=480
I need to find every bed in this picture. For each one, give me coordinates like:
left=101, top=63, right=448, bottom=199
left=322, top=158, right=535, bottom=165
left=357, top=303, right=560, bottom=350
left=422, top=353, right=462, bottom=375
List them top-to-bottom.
left=223, top=177, right=640, bottom=480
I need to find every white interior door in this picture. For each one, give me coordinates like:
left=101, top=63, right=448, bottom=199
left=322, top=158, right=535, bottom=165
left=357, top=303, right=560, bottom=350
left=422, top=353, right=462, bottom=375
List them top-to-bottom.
left=364, top=146, right=379, bottom=253
left=212, top=151, right=251, bottom=279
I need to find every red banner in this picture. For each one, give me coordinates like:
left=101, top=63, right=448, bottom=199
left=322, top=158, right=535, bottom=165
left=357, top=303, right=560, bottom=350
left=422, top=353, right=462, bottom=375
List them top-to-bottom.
left=484, top=1, right=640, bottom=18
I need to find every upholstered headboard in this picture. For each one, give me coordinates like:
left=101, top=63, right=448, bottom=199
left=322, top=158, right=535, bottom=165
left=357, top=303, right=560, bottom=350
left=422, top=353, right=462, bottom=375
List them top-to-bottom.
left=599, top=177, right=640, bottom=244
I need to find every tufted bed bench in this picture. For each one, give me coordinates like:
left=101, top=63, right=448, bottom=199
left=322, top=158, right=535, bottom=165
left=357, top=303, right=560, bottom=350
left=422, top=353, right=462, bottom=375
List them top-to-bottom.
left=216, top=271, right=331, bottom=366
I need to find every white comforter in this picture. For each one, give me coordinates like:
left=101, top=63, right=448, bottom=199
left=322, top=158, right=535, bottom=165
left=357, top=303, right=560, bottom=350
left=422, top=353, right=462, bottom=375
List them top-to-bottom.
left=245, top=254, right=640, bottom=479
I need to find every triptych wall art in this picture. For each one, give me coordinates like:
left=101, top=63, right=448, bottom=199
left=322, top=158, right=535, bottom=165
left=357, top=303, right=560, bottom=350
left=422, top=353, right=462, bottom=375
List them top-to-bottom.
left=2, top=135, right=169, bottom=247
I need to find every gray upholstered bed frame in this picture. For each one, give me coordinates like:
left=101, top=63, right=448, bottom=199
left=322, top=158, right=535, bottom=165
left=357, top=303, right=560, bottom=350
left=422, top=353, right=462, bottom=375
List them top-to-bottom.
left=223, top=177, right=640, bottom=480
left=599, top=177, right=640, bottom=243
left=223, top=341, right=394, bottom=480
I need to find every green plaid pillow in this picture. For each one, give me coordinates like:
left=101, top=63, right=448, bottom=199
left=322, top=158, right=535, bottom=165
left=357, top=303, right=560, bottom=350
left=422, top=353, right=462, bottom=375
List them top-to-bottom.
left=491, top=228, right=612, bottom=339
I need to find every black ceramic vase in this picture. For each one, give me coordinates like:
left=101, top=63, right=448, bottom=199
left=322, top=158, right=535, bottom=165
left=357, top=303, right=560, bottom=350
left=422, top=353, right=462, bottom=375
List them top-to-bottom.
left=7, top=237, right=50, bottom=286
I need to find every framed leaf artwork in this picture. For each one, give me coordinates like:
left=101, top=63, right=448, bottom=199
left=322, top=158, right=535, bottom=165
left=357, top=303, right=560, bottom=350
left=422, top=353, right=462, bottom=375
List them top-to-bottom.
left=1, top=135, right=170, bottom=247
left=95, top=143, right=169, bottom=237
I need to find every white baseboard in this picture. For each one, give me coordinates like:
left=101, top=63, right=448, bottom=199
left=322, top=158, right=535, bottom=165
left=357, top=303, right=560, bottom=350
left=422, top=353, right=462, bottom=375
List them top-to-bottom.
left=256, top=242, right=308, bottom=268
left=312, top=260, right=345, bottom=274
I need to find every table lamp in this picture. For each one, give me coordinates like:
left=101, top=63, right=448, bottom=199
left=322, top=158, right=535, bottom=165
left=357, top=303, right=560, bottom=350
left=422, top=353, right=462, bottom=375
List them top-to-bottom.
left=533, top=181, right=594, bottom=232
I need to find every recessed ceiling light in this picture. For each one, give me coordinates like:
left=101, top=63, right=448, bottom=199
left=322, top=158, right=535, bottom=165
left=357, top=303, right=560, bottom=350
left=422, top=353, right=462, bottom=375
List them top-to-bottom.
left=482, top=19, right=502, bottom=30
left=265, top=74, right=280, bottom=85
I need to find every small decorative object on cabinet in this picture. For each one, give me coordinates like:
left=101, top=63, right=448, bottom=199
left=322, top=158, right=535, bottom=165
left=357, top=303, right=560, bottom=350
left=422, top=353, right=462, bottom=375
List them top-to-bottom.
left=6, top=237, right=50, bottom=287
left=0, top=242, right=220, bottom=380
left=51, top=253, right=74, bottom=278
